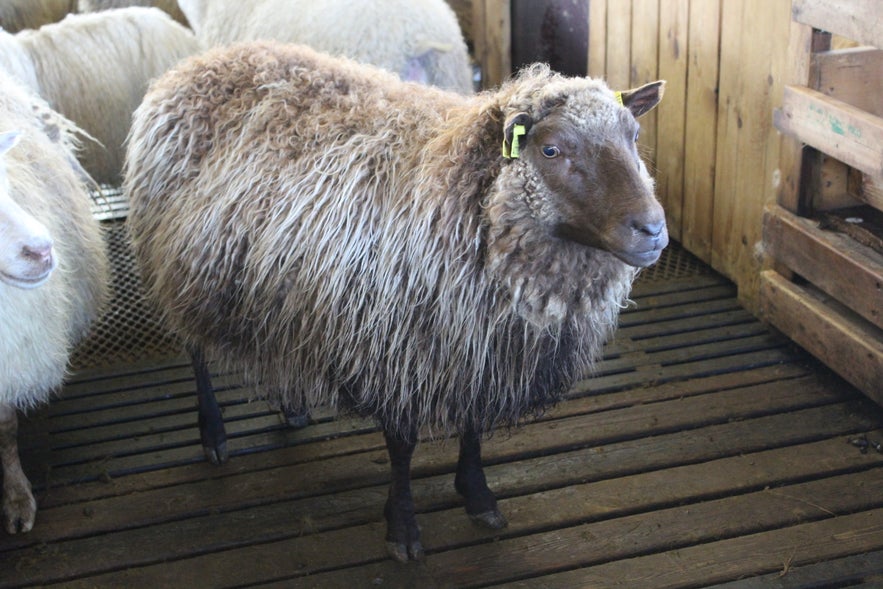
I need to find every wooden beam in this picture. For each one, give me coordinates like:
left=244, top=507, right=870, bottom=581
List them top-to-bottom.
left=473, top=0, right=511, bottom=89
left=587, top=0, right=607, bottom=78
left=604, top=0, right=631, bottom=90
left=630, top=0, right=659, bottom=167
left=655, top=0, right=688, bottom=243
left=681, top=0, right=721, bottom=262
left=713, top=0, right=793, bottom=312
left=791, top=0, right=883, bottom=49
left=775, top=22, right=815, bottom=215
left=811, top=47, right=883, bottom=117
left=775, top=85, right=883, bottom=180
left=858, top=171, right=883, bottom=211
left=763, top=205, right=883, bottom=330
left=760, top=270, right=883, bottom=404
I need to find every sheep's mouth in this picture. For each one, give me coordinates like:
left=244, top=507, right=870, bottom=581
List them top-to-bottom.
left=614, top=247, right=664, bottom=268
left=0, top=269, right=53, bottom=290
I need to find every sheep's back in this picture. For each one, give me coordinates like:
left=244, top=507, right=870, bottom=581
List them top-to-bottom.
left=16, top=7, right=199, bottom=184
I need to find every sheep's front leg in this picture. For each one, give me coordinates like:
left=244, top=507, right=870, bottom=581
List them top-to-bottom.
left=189, top=345, right=228, bottom=465
left=0, top=403, right=36, bottom=534
left=455, top=428, right=507, bottom=529
left=383, top=429, right=424, bottom=562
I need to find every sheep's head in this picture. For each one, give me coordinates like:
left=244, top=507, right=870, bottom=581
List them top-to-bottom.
left=500, top=77, right=668, bottom=268
left=0, top=130, right=56, bottom=289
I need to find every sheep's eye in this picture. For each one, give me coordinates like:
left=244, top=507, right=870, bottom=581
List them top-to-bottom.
left=541, top=145, right=560, bottom=158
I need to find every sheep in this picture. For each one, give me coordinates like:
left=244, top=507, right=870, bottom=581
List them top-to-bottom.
left=0, top=0, right=75, bottom=33
left=76, top=0, right=188, bottom=26
left=177, top=0, right=474, bottom=94
left=0, top=7, right=199, bottom=185
left=124, top=41, right=667, bottom=561
left=0, top=70, right=108, bottom=534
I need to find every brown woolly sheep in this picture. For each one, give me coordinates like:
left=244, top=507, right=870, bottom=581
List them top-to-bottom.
left=124, top=41, right=666, bottom=561
left=0, top=70, right=108, bottom=534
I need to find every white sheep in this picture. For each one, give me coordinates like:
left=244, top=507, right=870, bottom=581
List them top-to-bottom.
left=0, top=0, right=75, bottom=33
left=76, top=0, right=188, bottom=26
left=177, top=0, right=473, bottom=93
left=0, top=7, right=199, bottom=185
left=125, top=41, right=666, bottom=561
left=0, top=70, right=108, bottom=534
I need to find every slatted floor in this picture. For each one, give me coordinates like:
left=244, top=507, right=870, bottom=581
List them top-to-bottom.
left=3, top=244, right=883, bottom=588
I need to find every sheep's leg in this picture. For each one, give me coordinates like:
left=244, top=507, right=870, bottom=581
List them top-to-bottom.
left=189, top=346, right=228, bottom=465
left=0, top=403, right=36, bottom=534
left=281, top=405, right=311, bottom=429
left=455, top=428, right=508, bottom=529
left=383, top=429, right=424, bottom=562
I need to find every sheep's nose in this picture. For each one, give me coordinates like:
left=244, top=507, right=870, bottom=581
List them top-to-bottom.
left=635, top=220, right=666, bottom=239
left=21, top=239, right=53, bottom=265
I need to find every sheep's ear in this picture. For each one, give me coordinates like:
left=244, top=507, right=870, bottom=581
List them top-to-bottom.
left=618, top=81, right=665, bottom=118
left=502, top=112, right=533, bottom=159
left=0, top=131, right=22, bottom=156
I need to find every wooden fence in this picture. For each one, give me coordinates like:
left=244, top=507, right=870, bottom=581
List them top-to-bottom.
left=473, top=0, right=807, bottom=314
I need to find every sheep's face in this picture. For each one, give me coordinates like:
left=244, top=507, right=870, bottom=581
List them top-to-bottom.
left=512, top=81, right=668, bottom=268
left=0, top=131, right=56, bottom=290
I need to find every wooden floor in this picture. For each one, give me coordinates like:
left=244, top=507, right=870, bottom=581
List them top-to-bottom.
left=3, top=257, right=883, bottom=587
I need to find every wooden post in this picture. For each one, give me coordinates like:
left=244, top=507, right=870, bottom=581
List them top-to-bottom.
left=473, top=0, right=512, bottom=89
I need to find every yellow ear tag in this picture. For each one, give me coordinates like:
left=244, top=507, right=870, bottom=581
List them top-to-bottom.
left=614, top=91, right=624, bottom=106
left=503, top=124, right=527, bottom=159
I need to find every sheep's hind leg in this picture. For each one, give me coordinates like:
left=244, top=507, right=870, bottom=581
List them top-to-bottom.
left=189, top=346, right=228, bottom=465
left=0, top=403, right=36, bottom=534
left=282, top=405, right=310, bottom=429
left=383, top=428, right=424, bottom=562
left=455, top=428, right=508, bottom=529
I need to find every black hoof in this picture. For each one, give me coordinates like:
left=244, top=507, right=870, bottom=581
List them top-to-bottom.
left=283, top=407, right=311, bottom=429
left=203, top=441, right=229, bottom=465
left=469, top=508, right=508, bottom=530
left=386, top=539, right=425, bottom=563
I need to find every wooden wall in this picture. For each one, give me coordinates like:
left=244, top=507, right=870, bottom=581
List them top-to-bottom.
left=475, top=0, right=808, bottom=313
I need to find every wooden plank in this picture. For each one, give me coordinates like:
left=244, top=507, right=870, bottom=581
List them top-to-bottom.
left=473, top=0, right=511, bottom=89
left=587, top=0, right=606, bottom=78
left=603, top=0, right=631, bottom=90
left=630, top=0, right=659, bottom=166
left=654, top=0, right=688, bottom=242
left=681, top=0, right=721, bottom=261
left=713, top=0, right=793, bottom=312
left=792, top=0, right=883, bottom=49
left=775, top=23, right=815, bottom=215
left=811, top=47, right=883, bottom=117
left=775, top=85, right=883, bottom=180
left=808, top=152, right=863, bottom=211
left=858, top=170, right=883, bottom=211
left=763, top=205, right=883, bottom=330
left=760, top=269, right=883, bottom=402
left=6, top=380, right=860, bottom=556
left=23, top=411, right=881, bottom=588
left=27, top=442, right=883, bottom=586
left=236, top=471, right=883, bottom=589
left=489, top=507, right=883, bottom=589
left=707, top=549, right=883, bottom=588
